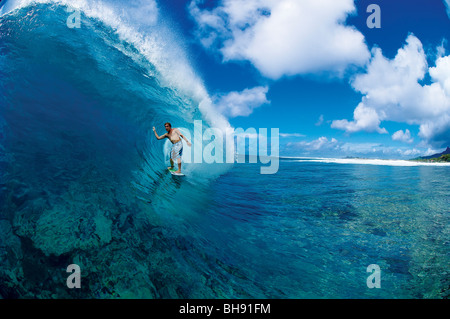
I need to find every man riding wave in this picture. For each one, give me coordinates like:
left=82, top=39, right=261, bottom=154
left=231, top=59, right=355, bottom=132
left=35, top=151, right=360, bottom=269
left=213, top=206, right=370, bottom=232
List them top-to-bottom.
left=153, top=122, right=191, bottom=174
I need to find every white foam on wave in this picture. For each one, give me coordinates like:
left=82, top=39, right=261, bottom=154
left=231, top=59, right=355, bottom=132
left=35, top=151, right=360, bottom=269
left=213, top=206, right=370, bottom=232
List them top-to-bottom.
left=0, top=0, right=232, bottom=133
left=1, top=0, right=235, bottom=179
left=292, top=157, right=450, bottom=167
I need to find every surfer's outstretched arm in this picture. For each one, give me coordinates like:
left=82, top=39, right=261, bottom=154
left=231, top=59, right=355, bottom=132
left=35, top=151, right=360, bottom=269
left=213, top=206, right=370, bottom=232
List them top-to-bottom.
left=152, top=127, right=167, bottom=140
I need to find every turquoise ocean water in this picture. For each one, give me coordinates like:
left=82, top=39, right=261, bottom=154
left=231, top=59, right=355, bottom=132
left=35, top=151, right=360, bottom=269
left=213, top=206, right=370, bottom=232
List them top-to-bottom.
left=0, top=1, right=448, bottom=298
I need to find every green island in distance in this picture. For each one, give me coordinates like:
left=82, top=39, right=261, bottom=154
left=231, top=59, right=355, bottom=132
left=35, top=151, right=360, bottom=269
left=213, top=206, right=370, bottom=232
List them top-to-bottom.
left=410, top=147, right=450, bottom=163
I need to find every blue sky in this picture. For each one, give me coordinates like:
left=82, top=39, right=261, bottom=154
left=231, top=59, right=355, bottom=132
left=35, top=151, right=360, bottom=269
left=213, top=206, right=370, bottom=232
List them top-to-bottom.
left=158, top=0, right=450, bottom=158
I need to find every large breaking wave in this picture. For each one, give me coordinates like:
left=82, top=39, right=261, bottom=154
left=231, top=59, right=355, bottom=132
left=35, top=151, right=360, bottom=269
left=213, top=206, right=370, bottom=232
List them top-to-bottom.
left=0, top=0, right=234, bottom=298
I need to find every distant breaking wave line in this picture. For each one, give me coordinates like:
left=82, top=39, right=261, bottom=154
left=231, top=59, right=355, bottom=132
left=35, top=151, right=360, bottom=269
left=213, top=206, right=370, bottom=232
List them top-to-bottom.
left=290, top=158, right=450, bottom=167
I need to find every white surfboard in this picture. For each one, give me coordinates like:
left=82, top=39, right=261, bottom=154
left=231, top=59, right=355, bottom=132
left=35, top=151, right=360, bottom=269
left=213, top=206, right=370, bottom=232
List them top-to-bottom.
left=168, top=168, right=185, bottom=176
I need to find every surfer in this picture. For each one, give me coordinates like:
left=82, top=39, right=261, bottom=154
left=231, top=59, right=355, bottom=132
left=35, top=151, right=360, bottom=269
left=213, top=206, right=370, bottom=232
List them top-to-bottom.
left=153, top=122, right=191, bottom=174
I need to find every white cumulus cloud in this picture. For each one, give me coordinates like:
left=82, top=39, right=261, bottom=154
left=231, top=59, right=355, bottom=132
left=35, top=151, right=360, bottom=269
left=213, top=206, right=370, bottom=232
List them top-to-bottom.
left=189, top=0, right=370, bottom=79
left=331, top=34, right=450, bottom=147
left=214, top=86, right=270, bottom=117
left=331, top=103, right=388, bottom=134
left=392, top=129, right=414, bottom=144
left=280, top=133, right=305, bottom=138
left=288, top=136, right=339, bottom=152
left=286, top=137, right=440, bottom=159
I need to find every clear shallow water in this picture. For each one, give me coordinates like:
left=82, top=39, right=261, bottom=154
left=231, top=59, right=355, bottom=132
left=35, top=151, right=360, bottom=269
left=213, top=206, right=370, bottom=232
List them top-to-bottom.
left=0, top=1, right=449, bottom=299
left=3, top=155, right=450, bottom=298
left=197, top=161, right=449, bottom=298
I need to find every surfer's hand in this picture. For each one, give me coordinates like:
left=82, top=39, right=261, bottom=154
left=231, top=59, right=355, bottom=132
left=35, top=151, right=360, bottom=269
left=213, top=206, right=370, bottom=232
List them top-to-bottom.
left=152, top=127, right=155, bottom=131
left=187, top=142, right=192, bottom=147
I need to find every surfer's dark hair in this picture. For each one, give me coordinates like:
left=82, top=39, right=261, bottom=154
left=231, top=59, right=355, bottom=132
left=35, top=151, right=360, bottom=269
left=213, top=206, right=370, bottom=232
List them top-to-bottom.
left=164, top=122, right=171, bottom=127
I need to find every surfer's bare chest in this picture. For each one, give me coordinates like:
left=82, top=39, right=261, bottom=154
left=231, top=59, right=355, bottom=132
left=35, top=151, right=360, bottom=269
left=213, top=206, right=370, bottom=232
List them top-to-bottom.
left=167, top=129, right=181, bottom=143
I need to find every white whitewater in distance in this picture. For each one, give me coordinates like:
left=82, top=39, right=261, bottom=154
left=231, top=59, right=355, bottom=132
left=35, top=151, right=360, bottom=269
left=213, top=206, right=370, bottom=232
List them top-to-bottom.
left=289, top=157, right=450, bottom=167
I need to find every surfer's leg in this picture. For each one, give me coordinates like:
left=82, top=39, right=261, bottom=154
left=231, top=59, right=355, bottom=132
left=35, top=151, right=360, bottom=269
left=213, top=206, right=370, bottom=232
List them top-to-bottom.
left=172, top=142, right=183, bottom=173
left=168, top=158, right=174, bottom=170
left=174, top=158, right=182, bottom=174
